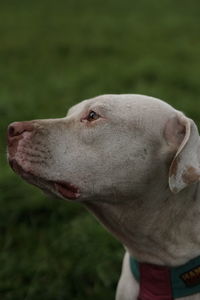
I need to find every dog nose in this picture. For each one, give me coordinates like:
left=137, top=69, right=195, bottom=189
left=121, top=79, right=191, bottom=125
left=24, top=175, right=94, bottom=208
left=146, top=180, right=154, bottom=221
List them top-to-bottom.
left=8, top=122, right=34, bottom=138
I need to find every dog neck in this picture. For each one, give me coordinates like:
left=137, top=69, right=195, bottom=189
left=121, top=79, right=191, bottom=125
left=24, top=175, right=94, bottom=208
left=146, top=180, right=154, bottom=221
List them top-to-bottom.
left=85, top=182, right=200, bottom=267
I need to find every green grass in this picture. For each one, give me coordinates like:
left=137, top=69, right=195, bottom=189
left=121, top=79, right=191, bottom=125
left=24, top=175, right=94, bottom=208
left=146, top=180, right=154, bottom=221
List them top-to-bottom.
left=1, top=0, right=200, bottom=299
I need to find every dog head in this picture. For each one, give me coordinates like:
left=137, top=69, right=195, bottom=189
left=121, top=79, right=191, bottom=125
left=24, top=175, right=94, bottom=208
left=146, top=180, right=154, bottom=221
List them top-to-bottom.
left=7, top=94, right=200, bottom=204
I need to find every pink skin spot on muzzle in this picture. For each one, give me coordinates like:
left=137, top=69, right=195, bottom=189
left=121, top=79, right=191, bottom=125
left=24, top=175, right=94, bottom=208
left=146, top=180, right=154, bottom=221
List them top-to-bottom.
left=7, top=121, right=35, bottom=157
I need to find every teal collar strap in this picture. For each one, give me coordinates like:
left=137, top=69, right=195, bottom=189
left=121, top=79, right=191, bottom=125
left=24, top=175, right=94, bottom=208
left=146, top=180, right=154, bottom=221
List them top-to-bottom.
left=130, top=255, right=200, bottom=299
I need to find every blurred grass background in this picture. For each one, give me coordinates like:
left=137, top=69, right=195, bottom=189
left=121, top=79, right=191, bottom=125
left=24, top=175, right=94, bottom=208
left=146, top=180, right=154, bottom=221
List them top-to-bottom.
left=1, top=0, right=200, bottom=299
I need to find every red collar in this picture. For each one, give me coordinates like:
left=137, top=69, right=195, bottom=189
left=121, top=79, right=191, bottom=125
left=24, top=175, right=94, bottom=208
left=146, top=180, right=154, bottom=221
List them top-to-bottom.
left=130, top=256, right=200, bottom=299
left=138, top=262, right=173, bottom=300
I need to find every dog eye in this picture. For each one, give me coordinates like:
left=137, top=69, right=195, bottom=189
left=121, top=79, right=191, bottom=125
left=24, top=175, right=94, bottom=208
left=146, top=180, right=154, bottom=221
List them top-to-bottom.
left=87, top=111, right=100, bottom=122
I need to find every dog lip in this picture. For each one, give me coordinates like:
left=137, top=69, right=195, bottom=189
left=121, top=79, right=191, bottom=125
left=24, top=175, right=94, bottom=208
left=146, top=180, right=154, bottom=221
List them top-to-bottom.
left=9, top=159, right=80, bottom=200
left=9, top=159, right=31, bottom=179
left=53, top=181, right=80, bottom=200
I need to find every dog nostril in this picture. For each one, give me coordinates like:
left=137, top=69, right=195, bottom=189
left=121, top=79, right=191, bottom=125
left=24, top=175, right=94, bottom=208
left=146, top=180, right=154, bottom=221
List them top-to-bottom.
left=8, top=122, right=34, bottom=138
left=8, top=123, right=23, bottom=137
left=8, top=125, right=16, bottom=137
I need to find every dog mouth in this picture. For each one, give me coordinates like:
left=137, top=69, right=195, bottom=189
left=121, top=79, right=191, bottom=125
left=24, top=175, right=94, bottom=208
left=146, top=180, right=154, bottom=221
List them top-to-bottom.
left=9, top=159, right=80, bottom=200
left=54, top=181, right=80, bottom=199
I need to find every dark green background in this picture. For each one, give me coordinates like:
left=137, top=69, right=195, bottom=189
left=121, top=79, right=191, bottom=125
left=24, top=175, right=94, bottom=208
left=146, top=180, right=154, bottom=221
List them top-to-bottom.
left=1, top=0, right=200, bottom=299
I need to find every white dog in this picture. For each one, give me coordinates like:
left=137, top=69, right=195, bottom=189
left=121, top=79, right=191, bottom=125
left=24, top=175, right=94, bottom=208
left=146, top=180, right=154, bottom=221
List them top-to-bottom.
left=7, top=95, right=200, bottom=300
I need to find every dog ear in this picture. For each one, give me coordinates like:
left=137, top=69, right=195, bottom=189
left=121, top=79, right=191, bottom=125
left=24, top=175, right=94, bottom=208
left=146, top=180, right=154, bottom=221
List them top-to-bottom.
left=164, top=114, right=200, bottom=193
